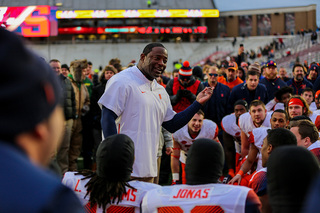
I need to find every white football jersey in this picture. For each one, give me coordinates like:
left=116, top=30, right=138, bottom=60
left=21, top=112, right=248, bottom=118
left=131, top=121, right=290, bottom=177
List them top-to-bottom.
left=265, top=99, right=285, bottom=111
left=310, top=102, right=317, bottom=112
left=314, top=109, right=320, bottom=115
left=239, top=112, right=272, bottom=137
left=221, top=113, right=242, bottom=141
left=309, top=113, right=320, bottom=128
left=173, top=119, right=218, bottom=163
left=248, top=127, right=270, bottom=171
left=308, top=140, right=320, bottom=152
left=62, top=172, right=160, bottom=213
left=141, top=184, right=252, bottom=213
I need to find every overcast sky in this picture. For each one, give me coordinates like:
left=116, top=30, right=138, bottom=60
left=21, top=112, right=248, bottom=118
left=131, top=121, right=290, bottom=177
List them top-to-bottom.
left=214, top=0, right=320, bottom=27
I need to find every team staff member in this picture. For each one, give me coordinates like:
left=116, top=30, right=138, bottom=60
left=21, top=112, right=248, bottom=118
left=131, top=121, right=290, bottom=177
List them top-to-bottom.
left=0, top=28, right=83, bottom=212
left=98, top=43, right=213, bottom=182
left=165, top=60, right=204, bottom=113
left=259, top=60, right=287, bottom=102
left=217, top=61, right=243, bottom=91
left=286, top=63, right=313, bottom=95
left=306, top=63, right=319, bottom=85
left=311, top=65, right=320, bottom=92
left=202, top=66, right=230, bottom=130
left=278, top=67, right=290, bottom=82
left=227, top=71, right=268, bottom=114
left=171, top=110, right=219, bottom=184
left=142, top=139, right=261, bottom=212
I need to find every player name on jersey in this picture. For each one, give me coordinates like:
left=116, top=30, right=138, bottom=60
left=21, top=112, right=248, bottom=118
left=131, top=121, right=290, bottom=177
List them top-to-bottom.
left=122, top=188, right=137, bottom=202
left=170, top=188, right=211, bottom=200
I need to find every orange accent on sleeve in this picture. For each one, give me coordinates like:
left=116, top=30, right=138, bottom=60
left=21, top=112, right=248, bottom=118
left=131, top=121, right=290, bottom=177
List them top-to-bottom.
left=159, top=94, right=162, bottom=99
left=220, top=121, right=226, bottom=132
left=214, top=126, right=219, bottom=138
left=248, top=131, right=255, bottom=144
left=237, top=170, right=244, bottom=177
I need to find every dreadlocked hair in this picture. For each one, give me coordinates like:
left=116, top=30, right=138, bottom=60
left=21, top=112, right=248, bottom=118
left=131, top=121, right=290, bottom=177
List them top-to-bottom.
left=75, top=169, right=96, bottom=180
left=84, top=174, right=136, bottom=212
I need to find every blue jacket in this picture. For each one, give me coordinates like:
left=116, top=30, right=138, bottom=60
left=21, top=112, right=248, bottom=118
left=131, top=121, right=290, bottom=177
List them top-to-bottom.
left=312, top=76, right=320, bottom=92
left=260, top=77, right=287, bottom=102
left=286, top=78, right=313, bottom=95
left=202, top=82, right=230, bottom=126
left=227, top=83, right=268, bottom=114
left=0, top=142, right=84, bottom=213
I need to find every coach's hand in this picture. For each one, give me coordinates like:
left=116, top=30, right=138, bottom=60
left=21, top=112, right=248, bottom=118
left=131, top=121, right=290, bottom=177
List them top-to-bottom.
left=196, top=87, right=214, bottom=105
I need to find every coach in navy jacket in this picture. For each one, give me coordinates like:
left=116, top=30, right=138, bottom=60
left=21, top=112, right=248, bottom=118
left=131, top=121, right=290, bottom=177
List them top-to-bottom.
left=260, top=60, right=287, bottom=102
left=286, top=64, right=313, bottom=95
left=228, top=71, right=268, bottom=114
left=286, top=77, right=313, bottom=95
left=202, top=80, right=230, bottom=127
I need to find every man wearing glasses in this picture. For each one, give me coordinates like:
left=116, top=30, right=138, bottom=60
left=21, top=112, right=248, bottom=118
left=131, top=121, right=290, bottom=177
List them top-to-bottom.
left=218, top=62, right=244, bottom=91
left=202, top=66, right=230, bottom=140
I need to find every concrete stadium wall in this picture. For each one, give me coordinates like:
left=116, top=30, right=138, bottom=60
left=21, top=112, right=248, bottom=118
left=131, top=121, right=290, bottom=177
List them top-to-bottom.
left=219, top=5, right=317, bottom=37
left=271, top=13, right=285, bottom=35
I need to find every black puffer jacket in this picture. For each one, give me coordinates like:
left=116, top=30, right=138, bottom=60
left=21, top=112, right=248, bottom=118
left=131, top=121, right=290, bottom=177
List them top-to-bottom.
left=59, top=74, right=76, bottom=120
left=91, top=78, right=108, bottom=129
